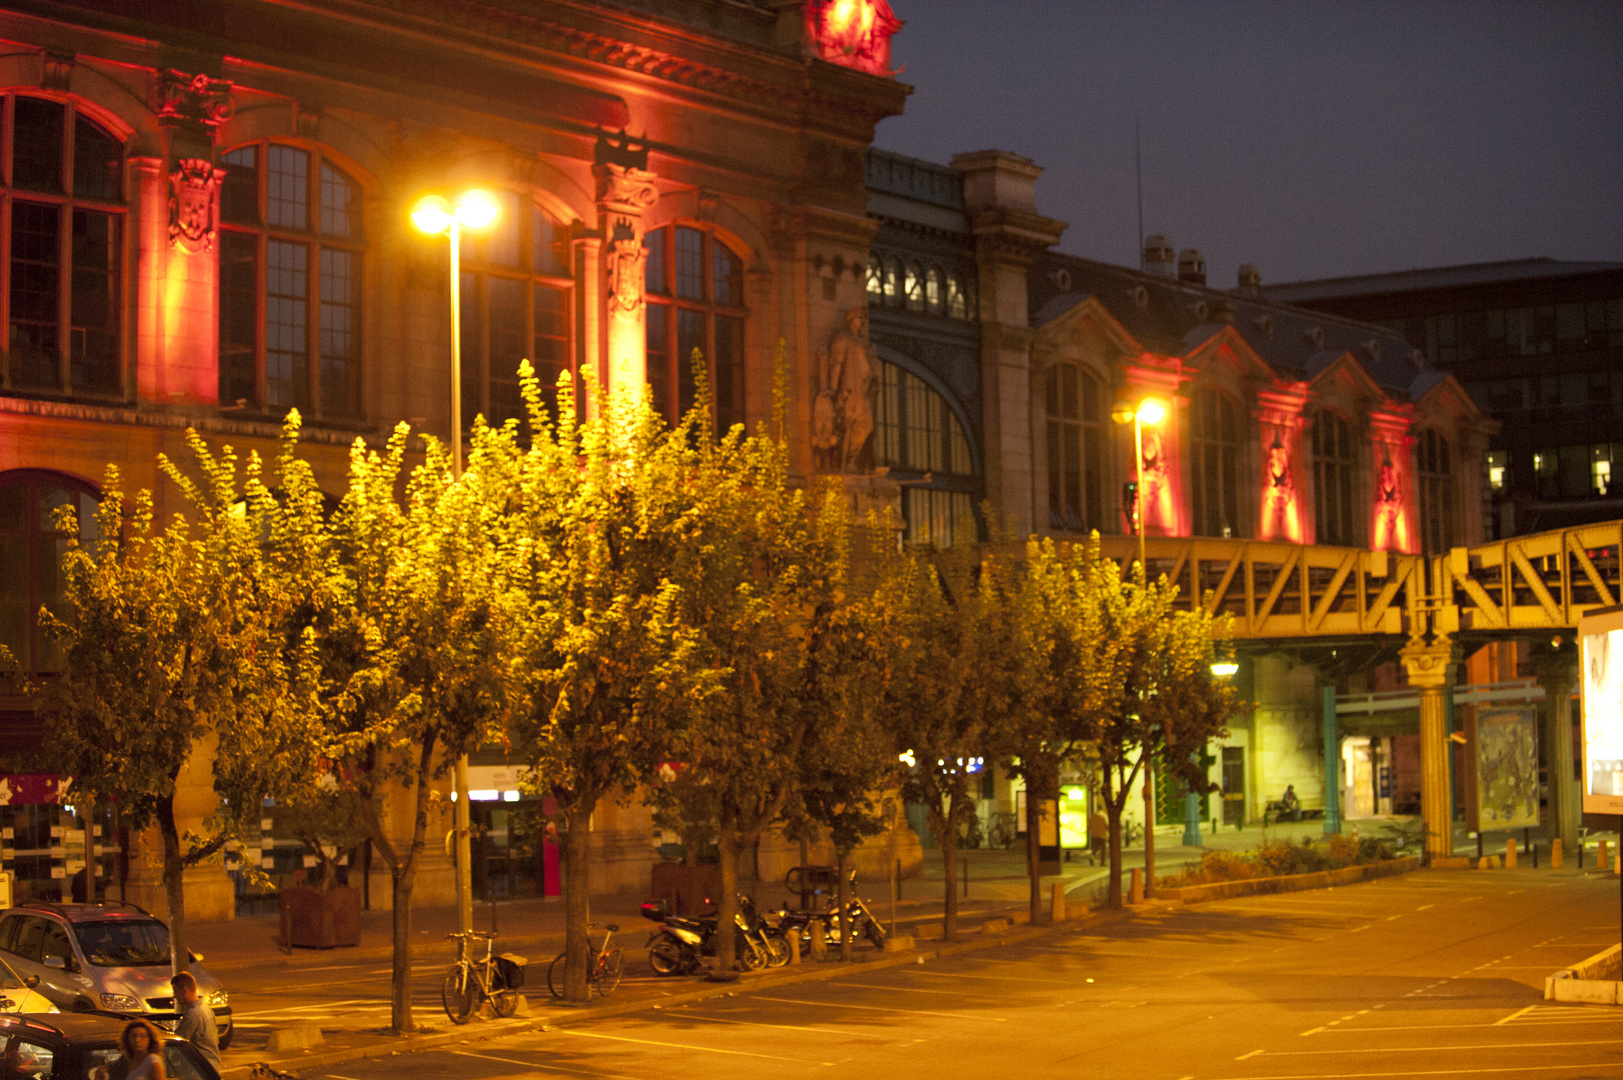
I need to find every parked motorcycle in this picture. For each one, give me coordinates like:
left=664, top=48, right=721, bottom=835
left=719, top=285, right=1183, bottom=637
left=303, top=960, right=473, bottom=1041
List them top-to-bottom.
left=771, top=874, right=887, bottom=951
left=738, top=893, right=791, bottom=969
left=640, top=899, right=771, bottom=975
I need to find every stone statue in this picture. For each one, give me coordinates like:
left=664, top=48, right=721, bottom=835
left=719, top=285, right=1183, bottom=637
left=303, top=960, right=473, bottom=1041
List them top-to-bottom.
left=814, top=307, right=878, bottom=473
left=1260, top=430, right=1300, bottom=541
left=1372, top=451, right=1410, bottom=550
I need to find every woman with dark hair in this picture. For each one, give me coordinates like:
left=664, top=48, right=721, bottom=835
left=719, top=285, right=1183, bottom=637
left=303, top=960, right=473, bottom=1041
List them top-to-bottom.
left=118, top=1019, right=166, bottom=1080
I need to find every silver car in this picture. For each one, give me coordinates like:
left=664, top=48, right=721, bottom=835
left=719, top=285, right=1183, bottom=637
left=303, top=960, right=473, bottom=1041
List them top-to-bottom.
left=0, top=902, right=232, bottom=1048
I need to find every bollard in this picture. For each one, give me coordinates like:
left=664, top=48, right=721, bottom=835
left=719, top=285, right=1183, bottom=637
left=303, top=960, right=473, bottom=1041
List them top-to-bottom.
left=1505, top=837, right=1517, bottom=869
left=1551, top=838, right=1563, bottom=869
left=1532, top=840, right=1538, bottom=868
left=1599, top=840, right=1610, bottom=873
left=963, top=855, right=969, bottom=898
left=1128, top=867, right=1143, bottom=904
left=1051, top=881, right=1066, bottom=923
left=808, top=920, right=827, bottom=962
left=788, top=930, right=801, bottom=965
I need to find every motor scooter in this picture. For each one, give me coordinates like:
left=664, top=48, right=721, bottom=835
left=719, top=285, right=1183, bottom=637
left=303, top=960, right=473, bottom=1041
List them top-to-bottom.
left=640, top=899, right=767, bottom=974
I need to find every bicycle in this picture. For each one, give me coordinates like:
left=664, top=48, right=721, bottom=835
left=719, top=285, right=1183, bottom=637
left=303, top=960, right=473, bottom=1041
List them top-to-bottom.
left=547, top=923, right=623, bottom=999
left=442, top=929, right=524, bottom=1025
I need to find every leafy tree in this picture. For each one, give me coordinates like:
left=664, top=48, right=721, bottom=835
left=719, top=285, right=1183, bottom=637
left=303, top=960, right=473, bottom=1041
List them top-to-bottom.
left=494, top=364, right=710, bottom=1003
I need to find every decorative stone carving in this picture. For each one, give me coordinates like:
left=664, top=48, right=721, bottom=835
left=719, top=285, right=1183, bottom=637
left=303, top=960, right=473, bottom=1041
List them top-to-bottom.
left=805, top=0, right=904, bottom=78
left=41, top=49, right=73, bottom=92
left=154, top=69, right=234, bottom=129
left=168, top=158, right=221, bottom=253
left=605, top=217, right=645, bottom=316
left=813, top=307, right=878, bottom=473
left=1260, top=429, right=1299, bottom=541
left=1372, top=451, right=1410, bottom=551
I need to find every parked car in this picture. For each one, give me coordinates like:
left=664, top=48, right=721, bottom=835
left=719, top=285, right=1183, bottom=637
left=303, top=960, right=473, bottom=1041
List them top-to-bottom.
left=0, top=904, right=232, bottom=1049
left=0, top=954, right=57, bottom=1016
left=0, top=1011, right=220, bottom=1079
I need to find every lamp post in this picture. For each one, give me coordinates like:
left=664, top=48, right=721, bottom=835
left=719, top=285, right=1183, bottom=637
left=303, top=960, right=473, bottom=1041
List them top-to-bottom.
left=411, top=189, right=499, bottom=937
left=1112, top=396, right=1166, bottom=895
left=1189, top=660, right=1240, bottom=846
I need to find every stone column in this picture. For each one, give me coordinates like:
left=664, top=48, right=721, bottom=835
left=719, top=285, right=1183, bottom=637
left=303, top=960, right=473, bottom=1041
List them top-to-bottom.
left=593, top=135, right=658, bottom=397
left=1401, top=637, right=1458, bottom=862
left=1534, top=650, right=1581, bottom=854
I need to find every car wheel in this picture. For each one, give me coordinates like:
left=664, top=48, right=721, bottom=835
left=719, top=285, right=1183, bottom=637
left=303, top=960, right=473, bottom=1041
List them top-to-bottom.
left=219, top=1024, right=233, bottom=1051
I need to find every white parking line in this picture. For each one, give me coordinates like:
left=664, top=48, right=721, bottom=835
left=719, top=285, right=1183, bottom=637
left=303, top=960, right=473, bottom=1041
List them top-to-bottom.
left=748, top=994, right=1007, bottom=1022
left=669, top=1012, right=896, bottom=1039
left=552, top=1027, right=833, bottom=1065
left=1255, top=1037, right=1623, bottom=1056
left=454, top=1049, right=640, bottom=1079
left=1214, top=1066, right=1616, bottom=1079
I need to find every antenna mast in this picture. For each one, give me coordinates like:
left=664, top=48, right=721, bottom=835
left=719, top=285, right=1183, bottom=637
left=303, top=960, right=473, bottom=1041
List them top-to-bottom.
left=1135, top=118, right=1144, bottom=259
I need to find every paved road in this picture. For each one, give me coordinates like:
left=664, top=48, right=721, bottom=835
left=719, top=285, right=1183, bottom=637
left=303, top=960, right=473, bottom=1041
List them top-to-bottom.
left=268, top=867, right=1621, bottom=1079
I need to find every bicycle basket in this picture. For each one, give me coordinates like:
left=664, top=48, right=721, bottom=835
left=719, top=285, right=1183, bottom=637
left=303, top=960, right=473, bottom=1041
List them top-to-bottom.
left=495, top=953, right=528, bottom=989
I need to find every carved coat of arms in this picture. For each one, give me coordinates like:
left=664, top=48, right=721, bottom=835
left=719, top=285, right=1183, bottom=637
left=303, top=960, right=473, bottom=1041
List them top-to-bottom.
left=169, top=158, right=219, bottom=253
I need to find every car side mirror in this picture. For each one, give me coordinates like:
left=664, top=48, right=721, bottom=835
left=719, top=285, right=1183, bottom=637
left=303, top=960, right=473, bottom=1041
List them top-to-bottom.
left=42, top=957, right=65, bottom=971
left=22, top=976, right=38, bottom=989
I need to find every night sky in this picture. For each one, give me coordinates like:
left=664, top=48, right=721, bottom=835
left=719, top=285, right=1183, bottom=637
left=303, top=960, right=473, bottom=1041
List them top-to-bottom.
left=874, top=1, right=1623, bottom=288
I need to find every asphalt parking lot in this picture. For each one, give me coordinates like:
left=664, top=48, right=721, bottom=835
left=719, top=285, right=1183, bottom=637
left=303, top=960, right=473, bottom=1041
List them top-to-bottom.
left=274, top=867, right=1622, bottom=1079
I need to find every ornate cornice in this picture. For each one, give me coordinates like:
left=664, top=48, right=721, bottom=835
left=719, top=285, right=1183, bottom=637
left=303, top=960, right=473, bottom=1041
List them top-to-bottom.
left=0, top=394, right=377, bottom=448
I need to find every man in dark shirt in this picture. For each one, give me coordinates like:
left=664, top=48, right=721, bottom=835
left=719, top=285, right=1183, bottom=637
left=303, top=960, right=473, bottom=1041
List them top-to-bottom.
left=171, top=971, right=221, bottom=1071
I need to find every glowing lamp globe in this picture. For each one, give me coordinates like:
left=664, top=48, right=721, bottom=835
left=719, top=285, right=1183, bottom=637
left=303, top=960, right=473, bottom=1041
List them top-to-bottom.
left=453, top=190, right=499, bottom=230
left=410, top=195, right=453, bottom=235
left=1137, top=399, right=1167, bottom=426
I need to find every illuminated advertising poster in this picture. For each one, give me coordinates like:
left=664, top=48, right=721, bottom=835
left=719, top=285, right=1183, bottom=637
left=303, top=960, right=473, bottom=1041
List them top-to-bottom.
left=1578, top=607, right=1623, bottom=814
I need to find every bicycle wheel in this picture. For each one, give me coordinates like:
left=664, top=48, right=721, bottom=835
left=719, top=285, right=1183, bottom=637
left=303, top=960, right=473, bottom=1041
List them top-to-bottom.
left=595, top=949, right=623, bottom=997
left=546, top=954, right=567, bottom=1000
left=489, top=962, right=519, bottom=1017
left=441, top=965, right=475, bottom=1025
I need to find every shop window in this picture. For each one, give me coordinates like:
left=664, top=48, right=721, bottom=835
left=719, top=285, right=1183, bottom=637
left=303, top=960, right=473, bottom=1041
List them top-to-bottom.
left=1, top=95, right=124, bottom=397
left=218, top=143, right=364, bottom=419
left=456, top=192, right=573, bottom=429
left=644, top=224, right=746, bottom=430
left=1043, top=362, right=1103, bottom=532
left=1190, top=387, right=1241, bottom=538
left=1311, top=411, right=1356, bottom=545
left=1416, top=429, right=1454, bottom=554
left=0, top=470, right=97, bottom=675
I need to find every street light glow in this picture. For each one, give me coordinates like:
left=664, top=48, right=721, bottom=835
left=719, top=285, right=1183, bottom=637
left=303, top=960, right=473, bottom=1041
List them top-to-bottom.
left=454, top=189, right=500, bottom=230
left=410, top=194, right=454, bottom=234
left=1137, top=398, right=1166, bottom=426
left=1211, top=661, right=1239, bottom=677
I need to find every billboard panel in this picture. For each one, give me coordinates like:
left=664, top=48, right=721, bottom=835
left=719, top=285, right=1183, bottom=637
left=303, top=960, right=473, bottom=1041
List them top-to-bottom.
left=1579, top=607, right=1623, bottom=814
left=1475, top=706, right=1539, bottom=829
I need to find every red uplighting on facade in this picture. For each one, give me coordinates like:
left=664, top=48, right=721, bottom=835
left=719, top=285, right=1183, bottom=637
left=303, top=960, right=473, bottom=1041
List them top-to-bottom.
left=806, top=0, right=904, bottom=77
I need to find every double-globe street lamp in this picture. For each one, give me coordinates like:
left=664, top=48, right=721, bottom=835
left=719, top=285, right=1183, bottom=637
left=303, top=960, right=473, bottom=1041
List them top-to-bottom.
left=411, top=188, right=500, bottom=936
left=1112, top=396, right=1167, bottom=895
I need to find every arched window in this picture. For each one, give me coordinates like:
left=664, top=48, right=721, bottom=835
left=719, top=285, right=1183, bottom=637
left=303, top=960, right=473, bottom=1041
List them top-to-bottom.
left=1, top=95, right=124, bottom=397
left=218, top=142, right=363, bottom=419
left=454, top=191, right=573, bottom=428
left=644, top=224, right=746, bottom=429
left=866, top=252, right=884, bottom=303
left=883, top=256, right=902, bottom=308
left=904, top=261, right=925, bottom=312
left=925, top=267, right=944, bottom=315
left=946, top=273, right=970, bottom=320
left=875, top=361, right=976, bottom=547
left=1044, top=362, right=1104, bottom=531
left=1190, top=387, right=1241, bottom=538
left=1312, top=411, right=1356, bottom=545
left=1416, top=429, right=1455, bottom=553
left=0, top=471, right=98, bottom=674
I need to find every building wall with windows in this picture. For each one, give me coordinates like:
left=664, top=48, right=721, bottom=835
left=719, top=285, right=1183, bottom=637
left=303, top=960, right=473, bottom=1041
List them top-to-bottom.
left=0, top=0, right=912, bottom=916
left=1263, top=259, right=1623, bottom=537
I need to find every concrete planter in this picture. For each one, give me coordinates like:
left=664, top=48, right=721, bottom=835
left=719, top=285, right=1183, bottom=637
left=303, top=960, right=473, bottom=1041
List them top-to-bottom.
left=1155, top=856, right=1421, bottom=904
left=1545, top=943, right=1622, bottom=1005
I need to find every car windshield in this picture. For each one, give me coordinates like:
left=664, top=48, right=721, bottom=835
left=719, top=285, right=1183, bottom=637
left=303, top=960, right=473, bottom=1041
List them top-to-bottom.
left=75, top=920, right=171, bottom=967
left=0, top=954, right=28, bottom=990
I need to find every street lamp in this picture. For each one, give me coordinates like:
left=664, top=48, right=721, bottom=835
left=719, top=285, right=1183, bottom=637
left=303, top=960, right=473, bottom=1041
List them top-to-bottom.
left=412, top=187, right=499, bottom=938
left=1112, top=396, right=1167, bottom=894
left=1186, top=659, right=1239, bottom=845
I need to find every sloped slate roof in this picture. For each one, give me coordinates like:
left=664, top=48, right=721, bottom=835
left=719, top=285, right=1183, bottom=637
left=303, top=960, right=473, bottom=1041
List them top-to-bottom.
left=1032, top=253, right=1433, bottom=397
left=1262, top=257, right=1623, bottom=303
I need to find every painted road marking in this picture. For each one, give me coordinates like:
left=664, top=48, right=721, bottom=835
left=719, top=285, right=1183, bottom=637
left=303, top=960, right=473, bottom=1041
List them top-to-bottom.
left=824, top=980, right=994, bottom=998
left=749, top=993, right=1007, bottom=1022
left=670, top=1012, right=896, bottom=1039
left=552, top=1028, right=834, bottom=1065
left=1253, top=1037, right=1623, bottom=1056
left=454, top=1048, right=640, bottom=1079
left=1236, top=1049, right=1264, bottom=1060
left=1215, top=1065, right=1617, bottom=1079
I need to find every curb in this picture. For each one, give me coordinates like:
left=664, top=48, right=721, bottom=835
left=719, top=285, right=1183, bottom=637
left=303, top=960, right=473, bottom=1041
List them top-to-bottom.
left=221, top=907, right=1132, bottom=1079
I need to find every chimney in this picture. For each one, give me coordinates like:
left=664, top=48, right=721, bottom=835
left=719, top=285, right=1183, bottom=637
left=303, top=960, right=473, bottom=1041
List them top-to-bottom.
left=1142, top=234, right=1174, bottom=277
left=1177, top=248, right=1206, bottom=285
left=1236, top=263, right=1261, bottom=295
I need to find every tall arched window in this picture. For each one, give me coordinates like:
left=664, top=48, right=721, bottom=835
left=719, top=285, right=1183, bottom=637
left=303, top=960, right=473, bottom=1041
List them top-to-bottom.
left=1, top=95, right=124, bottom=397
left=218, top=142, right=363, bottom=418
left=456, top=191, right=573, bottom=428
left=644, top=224, right=746, bottom=429
left=866, top=252, right=884, bottom=303
left=882, top=256, right=902, bottom=308
left=904, top=261, right=925, bottom=312
left=925, top=267, right=944, bottom=315
left=946, top=272, right=970, bottom=320
left=876, top=361, right=976, bottom=547
left=1044, top=362, right=1104, bottom=531
left=1190, top=387, right=1241, bottom=538
left=1312, top=411, right=1356, bottom=545
left=1416, top=429, right=1455, bottom=553
left=0, top=471, right=97, bottom=674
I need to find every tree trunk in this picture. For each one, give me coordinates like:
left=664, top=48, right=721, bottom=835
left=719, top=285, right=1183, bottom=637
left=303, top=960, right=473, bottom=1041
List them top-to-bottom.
left=1024, top=773, right=1042, bottom=923
left=155, top=795, right=189, bottom=974
left=561, top=801, right=592, bottom=1004
left=938, top=809, right=959, bottom=941
left=715, top=817, right=739, bottom=971
left=835, top=849, right=852, bottom=963
left=388, top=864, right=415, bottom=1031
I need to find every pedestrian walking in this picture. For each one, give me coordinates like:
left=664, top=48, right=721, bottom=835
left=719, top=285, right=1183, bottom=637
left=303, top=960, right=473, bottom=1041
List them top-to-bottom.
left=171, top=971, right=221, bottom=1071
left=113, top=1019, right=166, bottom=1080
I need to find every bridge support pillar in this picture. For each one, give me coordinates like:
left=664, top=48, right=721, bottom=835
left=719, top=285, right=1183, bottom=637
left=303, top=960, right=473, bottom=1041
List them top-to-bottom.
left=1401, top=637, right=1458, bottom=863
left=1534, top=649, right=1581, bottom=857
left=1322, top=683, right=1341, bottom=835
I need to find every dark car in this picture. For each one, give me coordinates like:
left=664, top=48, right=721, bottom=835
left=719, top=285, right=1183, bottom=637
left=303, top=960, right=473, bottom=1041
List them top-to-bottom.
left=0, top=904, right=232, bottom=1049
left=0, top=1012, right=220, bottom=1079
